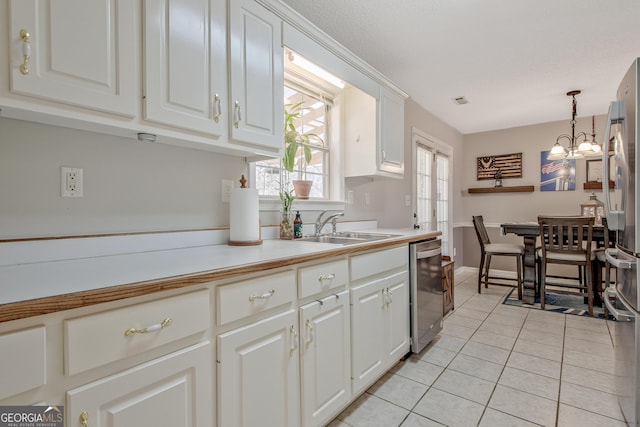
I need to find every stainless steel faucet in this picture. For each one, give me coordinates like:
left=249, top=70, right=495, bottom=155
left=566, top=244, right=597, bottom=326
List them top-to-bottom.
left=315, top=210, right=344, bottom=235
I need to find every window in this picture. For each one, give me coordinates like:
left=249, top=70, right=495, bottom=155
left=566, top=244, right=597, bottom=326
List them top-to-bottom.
left=254, top=83, right=331, bottom=199
left=414, top=129, right=452, bottom=256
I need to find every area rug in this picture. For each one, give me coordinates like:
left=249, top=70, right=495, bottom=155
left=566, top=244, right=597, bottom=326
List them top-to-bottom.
left=502, top=288, right=612, bottom=320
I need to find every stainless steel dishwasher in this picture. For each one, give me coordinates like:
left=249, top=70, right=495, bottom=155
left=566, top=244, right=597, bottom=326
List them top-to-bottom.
left=409, top=238, right=443, bottom=353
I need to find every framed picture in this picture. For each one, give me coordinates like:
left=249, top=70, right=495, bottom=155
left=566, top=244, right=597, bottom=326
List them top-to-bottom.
left=540, top=151, right=575, bottom=191
left=476, top=152, right=522, bottom=180
left=586, top=159, right=604, bottom=183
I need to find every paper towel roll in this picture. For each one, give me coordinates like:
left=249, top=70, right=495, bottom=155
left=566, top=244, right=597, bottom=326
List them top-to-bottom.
left=229, top=188, right=261, bottom=244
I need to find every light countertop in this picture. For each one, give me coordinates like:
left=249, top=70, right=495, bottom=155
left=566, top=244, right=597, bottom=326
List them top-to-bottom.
left=0, top=227, right=440, bottom=322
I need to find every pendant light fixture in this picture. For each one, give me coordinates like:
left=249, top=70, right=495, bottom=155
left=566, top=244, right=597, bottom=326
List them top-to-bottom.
left=547, top=90, right=601, bottom=160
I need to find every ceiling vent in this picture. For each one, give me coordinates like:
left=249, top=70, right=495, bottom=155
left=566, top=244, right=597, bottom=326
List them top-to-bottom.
left=452, top=96, right=469, bottom=105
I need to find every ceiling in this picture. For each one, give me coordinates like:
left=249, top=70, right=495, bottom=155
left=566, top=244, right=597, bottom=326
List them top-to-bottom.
left=280, top=0, right=640, bottom=135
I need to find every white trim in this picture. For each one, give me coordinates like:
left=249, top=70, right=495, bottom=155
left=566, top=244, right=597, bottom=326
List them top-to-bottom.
left=259, top=198, right=346, bottom=212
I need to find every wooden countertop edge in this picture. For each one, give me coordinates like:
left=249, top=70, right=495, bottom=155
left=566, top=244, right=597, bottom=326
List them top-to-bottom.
left=0, top=233, right=438, bottom=323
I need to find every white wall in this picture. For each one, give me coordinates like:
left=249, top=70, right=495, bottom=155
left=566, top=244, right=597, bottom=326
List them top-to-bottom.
left=0, top=117, right=246, bottom=239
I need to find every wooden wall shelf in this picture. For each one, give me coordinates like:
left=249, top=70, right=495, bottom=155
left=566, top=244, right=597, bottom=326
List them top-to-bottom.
left=583, top=181, right=615, bottom=190
left=467, top=185, right=535, bottom=194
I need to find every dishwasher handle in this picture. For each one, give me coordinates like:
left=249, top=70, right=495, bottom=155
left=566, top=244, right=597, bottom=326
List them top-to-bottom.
left=417, top=248, right=441, bottom=259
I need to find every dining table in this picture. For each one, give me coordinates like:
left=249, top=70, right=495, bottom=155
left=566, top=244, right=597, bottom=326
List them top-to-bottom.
left=500, top=221, right=613, bottom=305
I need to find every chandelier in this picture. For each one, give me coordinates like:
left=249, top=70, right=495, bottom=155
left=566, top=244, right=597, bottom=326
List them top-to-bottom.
left=547, top=90, right=601, bottom=160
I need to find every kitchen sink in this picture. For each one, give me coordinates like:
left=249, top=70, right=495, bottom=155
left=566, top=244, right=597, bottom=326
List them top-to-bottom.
left=298, top=232, right=401, bottom=245
left=332, top=232, right=400, bottom=240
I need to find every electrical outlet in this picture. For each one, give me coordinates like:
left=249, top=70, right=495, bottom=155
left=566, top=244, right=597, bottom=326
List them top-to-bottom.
left=61, top=167, right=83, bottom=197
left=221, top=179, right=234, bottom=203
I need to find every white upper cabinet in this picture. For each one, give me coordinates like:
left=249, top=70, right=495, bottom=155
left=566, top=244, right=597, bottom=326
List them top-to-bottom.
left=8, top=0, right=136, bottom=116
left=143, top=0, right=227, bottom=137
left=228, top=0, right=283, bottom=153
left=344, top=85, right=406, bottom=179
left=379, top=86, right=405, bottom=175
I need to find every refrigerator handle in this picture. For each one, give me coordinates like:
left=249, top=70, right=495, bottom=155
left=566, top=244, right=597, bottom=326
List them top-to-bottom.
left=602, top=100, right=625, bottom=231
left=605, top=248, right=635, bottom=270
left=603, top=289, right=634, bottom=322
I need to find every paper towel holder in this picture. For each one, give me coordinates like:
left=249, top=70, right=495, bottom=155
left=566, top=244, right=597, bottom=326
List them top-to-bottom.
left=228, top=175, right=263, bottom=246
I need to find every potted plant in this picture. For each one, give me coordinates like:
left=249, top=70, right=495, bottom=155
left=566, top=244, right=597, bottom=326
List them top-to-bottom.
left=283, top=102, right=323, bottom=199
left=278, top=189, right=296, bottom=239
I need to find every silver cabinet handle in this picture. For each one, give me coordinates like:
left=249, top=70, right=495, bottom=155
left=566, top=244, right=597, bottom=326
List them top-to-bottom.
left=19, top=29, right=31, bottom=75
left=213, top=93, right=221, bottom=123
left=234, top=101, right=241, bottom=128
left=381, top=149, right=386, bottom=162
left=318, top=273, right=336, bottom=283
left=248, top=289, right=275, bottom=302
left=125, top=318, right=172, bottom=336
left=305, top=319, right=314, bottom=345
left=289, top=325, right=298, bottom=354
left=80, top=411, right=89, bottom=427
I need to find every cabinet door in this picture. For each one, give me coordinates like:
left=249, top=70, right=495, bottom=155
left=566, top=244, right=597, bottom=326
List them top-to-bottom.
left=9, top=0, right=136, bottom=116
left=144, top=0, right=226, bottom=136
left=228, top=0, right=283, bottom=152
left=379, top=87, right=405, bottom=175
left=385, top=271, right=410, bottom=363
left=350, top=277, right=386, bottom=395
left=299, top=291, right=351, bottom=427
left=218, top=309, right=300, bottom=427
left=67, top=342, right=212, bottom=427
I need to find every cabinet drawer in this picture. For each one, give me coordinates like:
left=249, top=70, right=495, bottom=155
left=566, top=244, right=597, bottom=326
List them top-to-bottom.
left=350, top=246, right=408, bottom=281
left=298, top=259, right=348, bottom=299
left=217, top=271, right=295, bottom=325
left=65, top=290, right=210, bottom=376
left=0, top=327, right=46, bottom=399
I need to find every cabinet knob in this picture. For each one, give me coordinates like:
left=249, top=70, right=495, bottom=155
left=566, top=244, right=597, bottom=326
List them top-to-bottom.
left=19, top=29, right=31, bottom=75
left=213, top=94, right=222, bottom=123
left=234, top=101, right=242, bottom=128
left=318, top=273, right=336, bottom=283
left=248, top=289, right=275, bottom=302
left=124, top=317, right=172, bottom=336
left=305, top=319, right=314, bottom=345
left=289, top=325, right=298, bottom=354
left=79, top=411, right=89, bottom=427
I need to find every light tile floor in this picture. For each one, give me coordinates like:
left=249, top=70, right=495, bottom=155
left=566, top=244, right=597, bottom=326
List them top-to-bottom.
left=328, top=270, right=624, bottom=427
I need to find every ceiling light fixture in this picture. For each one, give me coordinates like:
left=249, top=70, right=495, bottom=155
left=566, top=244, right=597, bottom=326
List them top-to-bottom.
left=287, top=51, right=345, bottom=89
left=547, top=90, right=601, bottom=160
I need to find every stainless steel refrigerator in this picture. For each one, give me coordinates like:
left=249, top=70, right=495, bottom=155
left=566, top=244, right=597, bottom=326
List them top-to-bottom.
left=603, top=57, right=640, bottom=426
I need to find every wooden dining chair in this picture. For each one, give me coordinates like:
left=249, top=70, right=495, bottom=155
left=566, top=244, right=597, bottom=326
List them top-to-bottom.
left=472, top=215, right=524, bottom=298
left=538, top=215, right=595, bottom=315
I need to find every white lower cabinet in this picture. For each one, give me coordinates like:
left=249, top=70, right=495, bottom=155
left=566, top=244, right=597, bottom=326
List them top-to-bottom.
left=350, top=269, right=409, bottom=395
left=299, top=290, right=351, bottom=427
left=217, top=309, right=300, bottom=427
left=66, top=341, right=212, bottom=427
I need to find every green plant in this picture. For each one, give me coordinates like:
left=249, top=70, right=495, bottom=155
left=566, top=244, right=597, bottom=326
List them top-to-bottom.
left=283, top=102, right=323, bottom=176
left=279, top=189, right=296, bottom=215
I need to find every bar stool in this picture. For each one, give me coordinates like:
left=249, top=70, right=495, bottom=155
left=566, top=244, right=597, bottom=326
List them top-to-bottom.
left=472, top=215, right=524, bottom=298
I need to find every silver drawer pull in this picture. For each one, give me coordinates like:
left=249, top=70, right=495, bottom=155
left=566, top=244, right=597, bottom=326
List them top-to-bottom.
left=213, top=93, right=221, bottom=123
left=318, top=273, right=336, bottom=283
left=249, top=289, right=275, bottom=302
left=124, top=317, right=172, bottom=336
left=305, top=319, right=314, bottom=345
left=290, top=325, right=298, bottom=354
